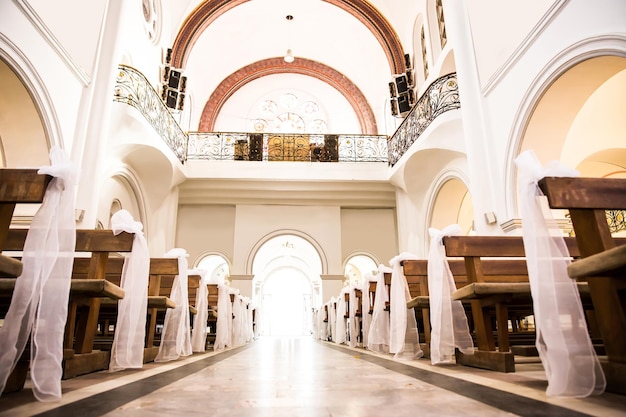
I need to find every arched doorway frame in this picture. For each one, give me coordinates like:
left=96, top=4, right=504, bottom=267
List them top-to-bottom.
left=504, top=35, right=626, bottom=217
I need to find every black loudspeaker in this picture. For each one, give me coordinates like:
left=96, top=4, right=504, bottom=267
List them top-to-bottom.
left=165, top=48, right=172, bottom=64
left=404, top=53, right=412, bottom=70
left=168, top=70, right=181, bottom=89
left=406, top=71, right=414, bottom=87
left=395, top=74, right=408, bottom=94
left=180, top=76, right=187, bottom=93
left=388, top=82, right=397, bottom=98
left=161, top=85, right=168, bottom=100
left=166, top=89, right=178, bottom=109
left=408, top=90, right=415, bottom=106
left=177, top=93, right=185, bottom=111
left=397, top=93, right=411, bottom=115
left=390, top=99, right=398, bottom=116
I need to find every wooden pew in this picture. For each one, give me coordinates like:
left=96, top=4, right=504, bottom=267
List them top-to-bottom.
left=0, top=169, right=51, bottom=393
left=0, top=169, right=52, bottom=278
left=539, top=176, right=626, bottom=394
left=2, top=228, right=131, bottom=384
left=429, top=236, right=588, bottom=372
left=71, top=256, right=178, bottom=362
left=403, top=259, right=464, bottom=357
left=151, top=270, right=202, bottom=355
left=205, top=284, right=219, bottom=347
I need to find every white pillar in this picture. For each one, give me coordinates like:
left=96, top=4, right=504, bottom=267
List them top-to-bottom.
left=443, top=0, right=501, bottom=234
left=71, top=1, right=125, bottom=228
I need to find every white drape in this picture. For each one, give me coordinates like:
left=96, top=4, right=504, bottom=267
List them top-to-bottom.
left=0, top=146, right=77, bottom=401
left=515, top=150, right=605, bottom=397
left=109, top=210, right=150, bottom=371
left=427, top=225, right=474, bottom=365
left=155, top=249, right=192, bottom=362
left=389, top=253, right=423, bottom=360
left=367, top=265, right=391, bottom=353
left=189, top=268, right=208, bottom=353
left=360, top=273, right=374, bottom=348
left=213, top=283, right=232, bottom=351
left=348, top=283, right=361, bottom=348
left=335, top=287, right=349, bottom=345
left=232, top=291, right=244, bottom=346
left=329, top=296, right=337, bottom=342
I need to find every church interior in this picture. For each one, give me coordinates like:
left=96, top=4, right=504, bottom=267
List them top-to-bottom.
left=1, top=0, right=626, bottom=415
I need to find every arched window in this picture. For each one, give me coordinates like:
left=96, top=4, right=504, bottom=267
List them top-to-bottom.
left=196, top=254, right=230, bottom=284
left=344, top=254, right=378, bottom=286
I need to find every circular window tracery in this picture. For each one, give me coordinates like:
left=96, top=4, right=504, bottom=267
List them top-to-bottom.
left=249, top=92, right=328, bottom=134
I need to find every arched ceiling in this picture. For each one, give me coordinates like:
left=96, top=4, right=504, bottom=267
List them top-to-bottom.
left=165, top=0, right=411, bottom=135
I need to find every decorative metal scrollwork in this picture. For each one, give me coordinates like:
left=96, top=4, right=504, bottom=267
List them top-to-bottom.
left=114, top=65, right=188, bottom=163
left=387, top=73, right=460, bottom=166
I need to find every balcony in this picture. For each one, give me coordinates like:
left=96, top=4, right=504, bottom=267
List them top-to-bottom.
left=387, top=73, right=460, bottom=166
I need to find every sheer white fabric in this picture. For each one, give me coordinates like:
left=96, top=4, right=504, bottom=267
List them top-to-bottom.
left=0, top=146, right=78, bottom=401
left=515, top=150, right=605, bottom=397
left=109, top=210, right=150, bottom=372
left=427, top=225, right=474, bottom=365
left=155, top=249, right=192, bottom=362
left=389, top=253, right=423, bottom=360
left=367, top=265, right=391, bottom=353
left=189, top=268, right=208, bottom=353
left=360, top=273, right=374, bottom=348
left=348, top=283, right=361, bottom=348
left=213, top=284, right=232, bottom=351
left=335, top=287, right=349, bottom=345
left=232, top=291, right=244, bottom=346
left=329, top=296, right=337, bottom=342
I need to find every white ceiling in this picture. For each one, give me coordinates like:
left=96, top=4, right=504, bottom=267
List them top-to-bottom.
left=163, top=0, right=419, bottom=136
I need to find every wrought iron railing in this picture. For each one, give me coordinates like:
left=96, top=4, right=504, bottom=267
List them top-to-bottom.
left=113, top=65, right=188, bottom=163
left=387, top=73, right=460, bottom=166
left=187, top=132, right=388, bottom=162
left=606, top=209, right=626, bottom=234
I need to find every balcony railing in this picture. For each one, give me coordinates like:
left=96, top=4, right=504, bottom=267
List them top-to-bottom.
left=113, top=65, right=188, bottom=163
left=387, top=73, right=460, bottom=166
left=187, top=133, right=388, bottom=162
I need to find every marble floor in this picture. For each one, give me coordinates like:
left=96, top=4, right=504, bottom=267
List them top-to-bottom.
left=0, top=337, right=625, bottom=417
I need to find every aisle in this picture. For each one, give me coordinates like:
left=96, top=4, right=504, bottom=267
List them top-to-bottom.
left=1, top=337, right=624, bottom=417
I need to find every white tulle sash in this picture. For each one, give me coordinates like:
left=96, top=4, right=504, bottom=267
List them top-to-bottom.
left=0, top=146, right=77, bottom=401
left=515, top=150, right=605, bottom=397
left=109, top=210, right=149, bottom=371
left=427, top=225, right=474, bottom=365
left=155, top=248, right=192, bottom=362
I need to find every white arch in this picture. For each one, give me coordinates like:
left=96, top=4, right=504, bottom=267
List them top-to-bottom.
left=0, top=33, right=60, bottom=150
left=504, top=35, right=626, bottom=217
left=245, top=228, right=328, bottom=275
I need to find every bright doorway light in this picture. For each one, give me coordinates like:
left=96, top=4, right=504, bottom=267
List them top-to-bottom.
left=261, top=268, right=312, bottom=336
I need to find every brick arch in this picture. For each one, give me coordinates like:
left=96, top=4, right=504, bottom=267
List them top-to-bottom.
left=170, top=0, right=405, bottom=74
left=199, top=57, right=378, bottom=135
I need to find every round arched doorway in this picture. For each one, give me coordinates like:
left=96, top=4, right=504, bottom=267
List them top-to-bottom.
left=252, top=234, right=322, bottom=336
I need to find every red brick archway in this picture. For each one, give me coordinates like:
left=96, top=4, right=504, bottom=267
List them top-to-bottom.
left=170, top=0, right=405, bottom=74
left=172, top=0, right=402, bottom=134
left=198, top=57, right=377, bottom=135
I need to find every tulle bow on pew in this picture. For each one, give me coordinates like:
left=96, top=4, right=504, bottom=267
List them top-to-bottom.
left=0, top=147, right=78, bottom=401
left=515, top=150, right=605, bottom=397
left=109, top=209, right=149, bottom=371
left=427, top=225, right=474, bottom=365
left=155, top=248, right=192, bottom=362
left=389, top=253, right=423, bottom=360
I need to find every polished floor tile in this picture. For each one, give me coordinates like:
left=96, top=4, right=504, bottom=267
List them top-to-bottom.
left=1, top=337, right=625, bottom=417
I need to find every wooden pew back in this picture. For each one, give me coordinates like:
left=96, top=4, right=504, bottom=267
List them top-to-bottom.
left=539, top=176, right=626, bottom=393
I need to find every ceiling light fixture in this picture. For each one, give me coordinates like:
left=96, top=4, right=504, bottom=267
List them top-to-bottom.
left=284, top=15, right=295, bottom=63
